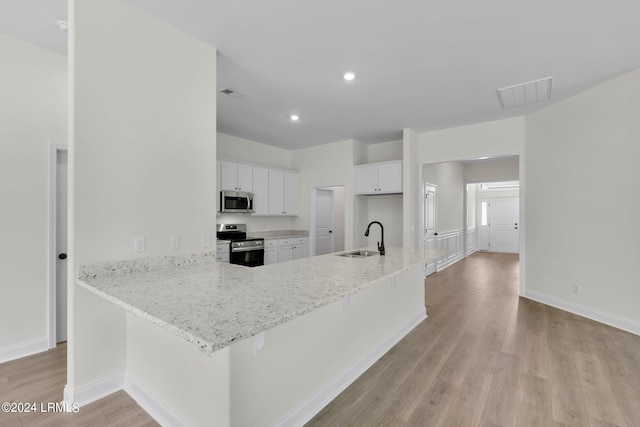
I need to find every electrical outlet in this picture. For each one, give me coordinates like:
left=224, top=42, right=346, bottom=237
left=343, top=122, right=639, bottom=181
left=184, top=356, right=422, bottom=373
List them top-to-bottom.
left=201, top=233, right=211, bottom=248
left=170, top=236, right=180, bottom=250
left=134, top=237, right=145, bottom=253
left=572, top=284, right=581, bottom=295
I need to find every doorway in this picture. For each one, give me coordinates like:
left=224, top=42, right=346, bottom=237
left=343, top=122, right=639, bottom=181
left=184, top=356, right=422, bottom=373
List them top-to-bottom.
left=49, top=145, right=68, bottom=347
left=424, top=184, right=437, bottom=276
left=312, top=186, right=346, bottom=256
left=478, top=193, right=519, bottom=253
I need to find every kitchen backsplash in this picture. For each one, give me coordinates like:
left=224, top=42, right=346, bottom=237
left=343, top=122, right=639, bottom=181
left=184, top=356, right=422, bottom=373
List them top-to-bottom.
left=216, top=213, right=293, bottom=231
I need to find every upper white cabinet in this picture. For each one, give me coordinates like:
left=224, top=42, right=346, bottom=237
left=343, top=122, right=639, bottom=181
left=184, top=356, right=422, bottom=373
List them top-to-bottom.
left=355, top=160, right=402, bottom=195
left=220, top=161, right=253, bottom=192
left=252, top=166, right=269, bottom=215
left=268, top=170, right=298, bottom=216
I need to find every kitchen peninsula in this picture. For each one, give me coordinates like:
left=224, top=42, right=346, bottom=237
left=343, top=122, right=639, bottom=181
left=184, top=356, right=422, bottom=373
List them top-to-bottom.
left=76, top=247, right=445, bottom=426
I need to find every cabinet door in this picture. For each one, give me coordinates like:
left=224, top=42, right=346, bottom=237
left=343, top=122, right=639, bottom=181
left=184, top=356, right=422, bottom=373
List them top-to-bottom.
left=220, top=161, right=239, bottom=191
left=377, top=162, right=402, bottom=193
left=237, top=164, right=253, bottom=192
left=355, top=165, right=379, bottom=194
left=252, top=167, right=269, bottom=215
left=268, top=170, right=285, bottom=215
left=283, top=172, right=298, bottom=215
left=293, top=243, right=306, bottom=260
left=278, top=246, right=294, bottom=262
left=264, top=248, right=278, bottom=265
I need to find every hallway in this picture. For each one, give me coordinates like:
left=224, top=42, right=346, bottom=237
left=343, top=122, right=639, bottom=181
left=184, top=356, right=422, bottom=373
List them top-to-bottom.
left=309, top=252, right=640, bottom=426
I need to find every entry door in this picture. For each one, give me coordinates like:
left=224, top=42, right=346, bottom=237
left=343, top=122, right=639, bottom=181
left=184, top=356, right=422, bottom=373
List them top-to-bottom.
left=56, top=150, right=68, bottom=343
left=424, top=185, right=437, bottom=276
left=315, top=189, right=334, bottom=255
left=488, top=197, right=519, bottom=253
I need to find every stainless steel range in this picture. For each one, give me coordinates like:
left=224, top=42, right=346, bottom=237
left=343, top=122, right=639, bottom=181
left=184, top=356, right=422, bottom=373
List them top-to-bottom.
left=216, top=223, right=264, bottom=267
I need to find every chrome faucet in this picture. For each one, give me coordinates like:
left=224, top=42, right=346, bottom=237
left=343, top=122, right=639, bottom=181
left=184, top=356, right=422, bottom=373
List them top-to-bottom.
left=364, top=221, right=385, bottom=255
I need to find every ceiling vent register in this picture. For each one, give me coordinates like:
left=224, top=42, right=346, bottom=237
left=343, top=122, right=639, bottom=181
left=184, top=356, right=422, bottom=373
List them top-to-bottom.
left=497, top=76, right=553, bottom=108
left=218, top=88, right=244, bottom=98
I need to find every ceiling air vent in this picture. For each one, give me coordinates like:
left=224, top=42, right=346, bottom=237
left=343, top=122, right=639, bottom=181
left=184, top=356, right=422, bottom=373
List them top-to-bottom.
left=497, top=76, right=553, bottom=108
left=218, top=88, right=244, bottom=98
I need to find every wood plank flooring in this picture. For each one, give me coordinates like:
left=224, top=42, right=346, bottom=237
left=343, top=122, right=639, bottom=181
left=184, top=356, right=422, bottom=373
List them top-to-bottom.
left=2, top=252, right=639, bottom=426
left=307, top=252, right=640, bottom=427
left=0, top=343, right=157, bottom=426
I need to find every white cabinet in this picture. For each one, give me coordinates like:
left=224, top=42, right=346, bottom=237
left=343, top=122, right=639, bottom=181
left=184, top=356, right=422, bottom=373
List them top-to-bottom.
left=355, top=160, right=402, bottom=195
left=220, top=161, right=253, bottom=192
left=252, top=167, right=269, bottom=215
left=268, top=170, right=298, bottom=215
left=277, top=237, right=307, bottom=262
left=264, top=239, right=278, bottom=265
left=216, top=242, right=230, bottom=263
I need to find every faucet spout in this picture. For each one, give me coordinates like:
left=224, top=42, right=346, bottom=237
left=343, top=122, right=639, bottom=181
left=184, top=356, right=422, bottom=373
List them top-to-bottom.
left=364, top=221, right=385, bottom=255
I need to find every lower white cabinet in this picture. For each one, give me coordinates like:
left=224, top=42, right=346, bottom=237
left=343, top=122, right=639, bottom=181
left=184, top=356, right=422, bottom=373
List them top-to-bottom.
left=264, top=237, right=307, bottom=264
left=277, top=237, right=307, bottom=263
left=264, top=239, right=278, bottom=265
left=216, top=242, right=230, bottom=263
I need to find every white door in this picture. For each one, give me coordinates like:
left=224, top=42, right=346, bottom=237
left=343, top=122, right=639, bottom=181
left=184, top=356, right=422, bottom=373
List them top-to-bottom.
left=56, top=150, right=68, bottom=343
left=424, top=184, right=437, bottom=276
left=315, top=189, right=334, bottom=255
left=489, top=198, right=519, bottom=253
left=477, top=199, right=490, bottom=251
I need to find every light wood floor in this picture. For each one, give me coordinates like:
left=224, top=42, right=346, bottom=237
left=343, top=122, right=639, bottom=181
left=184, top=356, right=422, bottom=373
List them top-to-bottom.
left=3, top=252, right=640, bottom=426
left=308, top=252, right=640, bottom=427
left=0, top=343, right=157, bottom=426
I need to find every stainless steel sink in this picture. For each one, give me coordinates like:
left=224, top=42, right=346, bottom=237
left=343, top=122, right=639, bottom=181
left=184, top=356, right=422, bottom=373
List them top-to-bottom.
left=336, top=250, right=378, bottom=258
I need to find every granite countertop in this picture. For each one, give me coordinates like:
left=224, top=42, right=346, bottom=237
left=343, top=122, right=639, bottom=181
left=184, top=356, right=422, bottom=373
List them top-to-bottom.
left=77, top=247, right=446, bottom=353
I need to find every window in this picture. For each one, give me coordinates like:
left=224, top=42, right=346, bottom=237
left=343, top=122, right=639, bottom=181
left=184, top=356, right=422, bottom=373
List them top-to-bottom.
left=481, top=201, right=488, bottom=226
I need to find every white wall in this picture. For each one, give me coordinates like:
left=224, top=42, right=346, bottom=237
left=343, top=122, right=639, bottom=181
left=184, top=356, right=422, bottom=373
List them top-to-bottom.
left=69, top=0, right=217, bottom=394
left=0, top=34, right=67, bottom=359
left=525, top=67, right=640, bottom=329
left=417, top=117, right=525, bottom=163
left=218, top=132, right=292, bottom=170
left=292, top=139, right=359, bottom=250
left=367, top=140, right=402, bottom=162
left=464, top=156, right=519, bottom=183
left=423, top=162, right=465, bottom=233
left=466, top=184, right=476, bottom=228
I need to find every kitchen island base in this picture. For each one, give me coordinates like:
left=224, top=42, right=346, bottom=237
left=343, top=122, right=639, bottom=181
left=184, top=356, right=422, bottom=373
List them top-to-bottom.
left=72, top=263, right=426, bottom=426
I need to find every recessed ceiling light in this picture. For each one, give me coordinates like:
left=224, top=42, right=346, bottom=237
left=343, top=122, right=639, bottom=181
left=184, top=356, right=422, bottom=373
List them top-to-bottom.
left=343, top=72, right=356, bottom=81
left=290, top=114, right=300, bottom=121
left=477, top=156, right=490, bottom=160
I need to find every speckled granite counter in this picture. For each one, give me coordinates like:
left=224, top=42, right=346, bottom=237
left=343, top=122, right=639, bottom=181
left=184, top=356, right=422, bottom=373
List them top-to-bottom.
left=77, top=247, right=445, bottom=353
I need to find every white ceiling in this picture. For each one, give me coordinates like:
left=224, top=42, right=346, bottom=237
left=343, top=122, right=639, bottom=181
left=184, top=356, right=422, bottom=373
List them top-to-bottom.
left=3, top=0, right=640, bottom=149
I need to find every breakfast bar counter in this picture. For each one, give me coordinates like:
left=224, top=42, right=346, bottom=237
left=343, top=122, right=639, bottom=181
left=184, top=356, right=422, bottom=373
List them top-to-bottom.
left=75, top=247, right=446, bottom=427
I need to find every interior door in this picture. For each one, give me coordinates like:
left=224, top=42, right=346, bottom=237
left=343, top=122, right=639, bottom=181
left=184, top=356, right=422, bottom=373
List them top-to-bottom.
left=56, top=150, right=68, bottom=343
left=424, top=184, right=437, bottom=276
left=315, top=189, right=334, bottom=255
left=488, top=197, right=519, bottom=253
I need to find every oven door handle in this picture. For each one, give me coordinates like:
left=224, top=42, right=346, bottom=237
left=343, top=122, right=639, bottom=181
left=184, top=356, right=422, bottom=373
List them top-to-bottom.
left=231, top=247, right=264, bottom=253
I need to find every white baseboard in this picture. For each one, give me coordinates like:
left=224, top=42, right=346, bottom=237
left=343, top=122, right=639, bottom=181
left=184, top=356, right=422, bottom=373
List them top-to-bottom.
left=524, top=290, right=640, bottom=337
left=273, top=308, right=427, bottom=427
left=0, top=337, right=48, bottom=364
left=63, top=373, right=124, bottom=407
left=124, top=373, right=189, bottom=427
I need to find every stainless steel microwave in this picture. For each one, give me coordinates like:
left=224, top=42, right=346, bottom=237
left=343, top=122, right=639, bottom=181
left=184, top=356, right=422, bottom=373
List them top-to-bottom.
left=220, top=190, right=254, bottom=213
